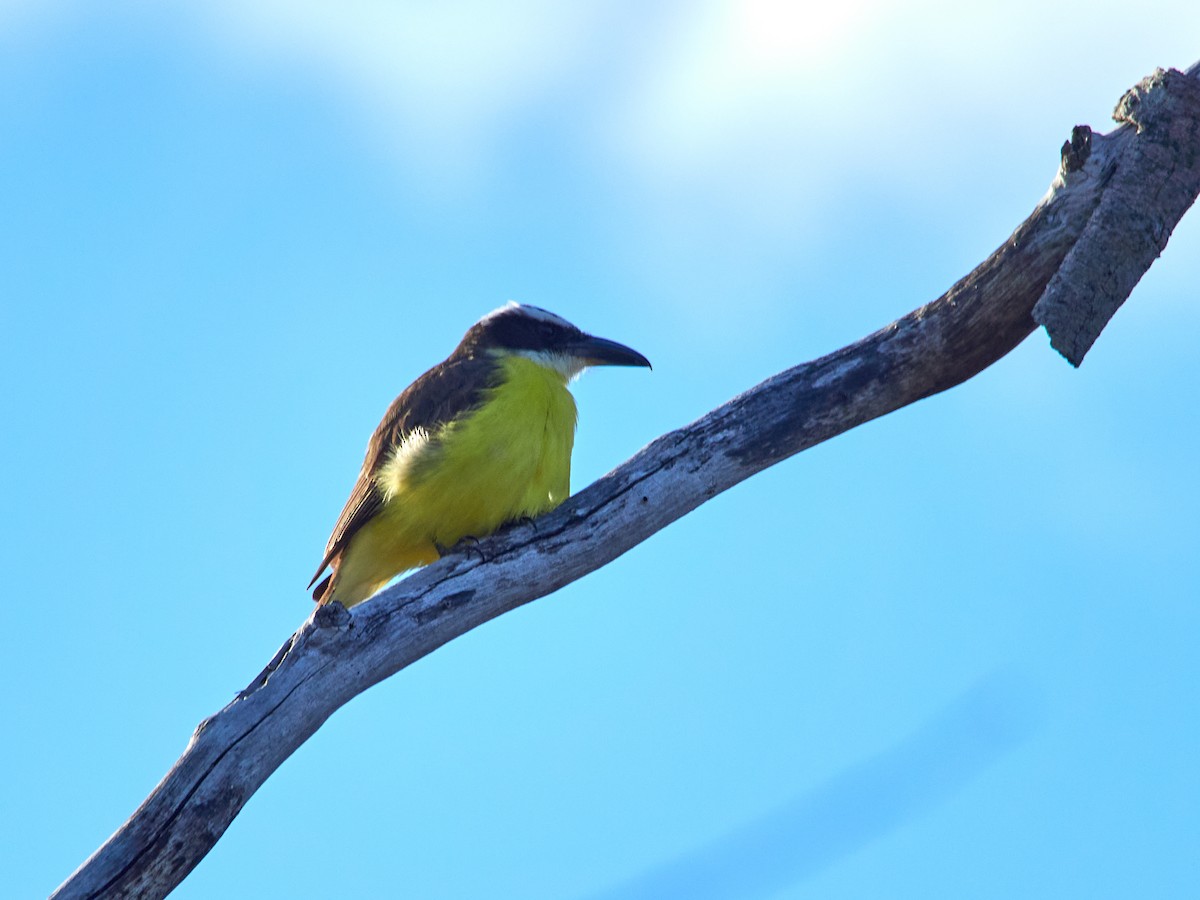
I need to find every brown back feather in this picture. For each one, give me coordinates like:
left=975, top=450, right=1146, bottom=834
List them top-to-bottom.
left=307, top=354, right=499, bottom=592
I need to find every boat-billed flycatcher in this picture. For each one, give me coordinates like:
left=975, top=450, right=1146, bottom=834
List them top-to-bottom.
left=308, top=303, right=651, bottom=608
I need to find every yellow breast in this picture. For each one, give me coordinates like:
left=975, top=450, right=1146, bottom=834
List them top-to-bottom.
left=377, top=353, right=578, bottom=549
left=328, top=355, right=579, bottom=605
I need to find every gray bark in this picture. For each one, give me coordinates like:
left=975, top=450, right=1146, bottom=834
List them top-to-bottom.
left=52, top=62, right=1200, bottom=900
left=1034, top=66, right=1200, bottom=365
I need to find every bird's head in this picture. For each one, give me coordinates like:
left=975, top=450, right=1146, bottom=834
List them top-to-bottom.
left=457, top=303, right=652, bottom=380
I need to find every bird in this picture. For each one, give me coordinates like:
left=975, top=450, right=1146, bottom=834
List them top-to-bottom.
left=308, top=303, right=652, bottom=608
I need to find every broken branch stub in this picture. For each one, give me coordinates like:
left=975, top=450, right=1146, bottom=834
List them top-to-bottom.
left=1034, top=67, right=1200, bottom=366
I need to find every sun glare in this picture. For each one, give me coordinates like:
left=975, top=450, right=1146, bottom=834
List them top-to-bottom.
left=737, top=0, right=868, bottom=69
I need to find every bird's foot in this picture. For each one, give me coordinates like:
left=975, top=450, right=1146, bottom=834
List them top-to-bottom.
left=436, top=535, right=488, bottom=562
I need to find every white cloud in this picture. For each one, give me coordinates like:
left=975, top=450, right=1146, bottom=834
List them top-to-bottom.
left=3, top=0, right=1196, bottom=331
left=10, top=0, right=1196, bottom=205
left=191, top=0, right=608, bottom=184
left=608, top=0, right=873, bottom=179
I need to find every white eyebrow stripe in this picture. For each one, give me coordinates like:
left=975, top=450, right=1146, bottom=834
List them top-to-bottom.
left=478, top=302, right=578, bottom=330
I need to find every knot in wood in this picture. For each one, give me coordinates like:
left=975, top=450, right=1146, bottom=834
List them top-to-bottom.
left=1060, top=126, right=1092, bottom=174
left=313, top=601, right=353, bottom=630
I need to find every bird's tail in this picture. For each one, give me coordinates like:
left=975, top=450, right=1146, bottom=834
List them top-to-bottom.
left=311, top=574, right=333, bottom=604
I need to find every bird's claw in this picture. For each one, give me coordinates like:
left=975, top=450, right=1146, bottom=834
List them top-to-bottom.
left=437, top=535, right=487, bottom=562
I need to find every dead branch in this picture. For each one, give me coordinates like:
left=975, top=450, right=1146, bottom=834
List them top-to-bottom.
left=52, top=62, right=1200, bottom=899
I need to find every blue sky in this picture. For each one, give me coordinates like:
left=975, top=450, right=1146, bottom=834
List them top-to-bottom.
left=3, top=2, right=1198, bottom=898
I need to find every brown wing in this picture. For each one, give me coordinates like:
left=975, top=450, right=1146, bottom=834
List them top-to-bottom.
left=307, top=354, right=497, bottom=590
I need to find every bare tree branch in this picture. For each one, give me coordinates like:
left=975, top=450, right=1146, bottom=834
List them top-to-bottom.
left=53, top=63, right=1200, bottom=900
left=1034, top=64, right=1200, bottom=364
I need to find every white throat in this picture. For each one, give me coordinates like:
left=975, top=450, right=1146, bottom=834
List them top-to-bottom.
left=513, top=348, right=587, bottom=381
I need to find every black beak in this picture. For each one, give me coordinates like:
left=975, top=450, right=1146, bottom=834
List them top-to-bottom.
left=568, top=334, right=652, bottom=370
